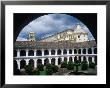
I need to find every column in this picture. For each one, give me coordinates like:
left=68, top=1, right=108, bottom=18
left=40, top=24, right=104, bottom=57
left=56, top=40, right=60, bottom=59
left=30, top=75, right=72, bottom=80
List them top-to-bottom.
left=92, top=47, right=94, bottom=54
left=72, top=48, right=74, bottom=55
left=81, top=48, right=83, bottom=55
left=86, top=48, right=88, bottom=54
left=17, top=49, right=20, bottom=57
left=26, top=49, right=28, bottom=57
left=42, top=49, right=44, bottom=56
left=49, top=49, right=51, bottom=56
left=55, top=49, right=57, bottom=56
left=61, top=49, right=63, bottom=55
left=67, top=49, right=69, bottom=55
left=34, top=50, right=36, bottom=56
left=67, top=56, right=69, bottom=63
left=72, top=56, right=74, bottom=62
left=81, top=56, right=83, bottom=62
left=86, top=56, right=89, bottom=64
left=92, top=56, right=95, bottom=63
left=55, top=57, right=58, bottom=65
left=61, top=57, right=64, bottom=62
left=42, top=58, right=44, bottom=65
left=48, top=58, right=51, bottom=64
left=16, top=59, right=21, bottom=69
left=25, top=59, right=29, bottom=65
left=33, top=59, right=37, bottom=68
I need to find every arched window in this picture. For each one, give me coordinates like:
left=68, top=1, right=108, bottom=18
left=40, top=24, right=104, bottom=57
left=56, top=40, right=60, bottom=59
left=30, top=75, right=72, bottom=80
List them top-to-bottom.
left=83, top=48, right=86, bottom=54
left=88, top=48, right=92, bottom=54
left=94, top=48, right=97, bottom=54
left=57, top=49, right=61, bottom=55
left=63, top=49, right=67, bottom=54
left=69, top=49, right=72, bottom=54
left=74, top=49, right=77, bottom=54
left=78, top=49, right=81, bottom=54
left=14, top=50, right=17, bottom=57
left=20, top=50, right=26, bottom=56
left=28, top=50, right=34, bottom=56
left=36, top=50, right=42, bottom=56
left=44, top=50, right=49, bottom=55
left=51, top=50, right=55, bottom=55
left=88, top=57, right=92, bottom=62
left=37, top=59, right=42, bottom=65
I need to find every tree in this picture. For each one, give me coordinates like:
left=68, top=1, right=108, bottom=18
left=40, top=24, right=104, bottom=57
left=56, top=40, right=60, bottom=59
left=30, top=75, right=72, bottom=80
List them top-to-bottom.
left=74, top=60, right=80, bottom=73
left=61, top=61, right=67, bottom=68
left=66, top=61, right=74, bottom=70
left=81, top=61, right=88, bottom=70
left=89, top=62, right=95, bottom=69
left=37, top=64, right=44, bottom=71
left=25, top=65, right=33, bottom=75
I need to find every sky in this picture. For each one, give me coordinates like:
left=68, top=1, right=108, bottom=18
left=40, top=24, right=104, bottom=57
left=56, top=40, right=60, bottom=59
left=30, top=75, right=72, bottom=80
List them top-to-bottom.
left=16, top=13, right=94, bottom=41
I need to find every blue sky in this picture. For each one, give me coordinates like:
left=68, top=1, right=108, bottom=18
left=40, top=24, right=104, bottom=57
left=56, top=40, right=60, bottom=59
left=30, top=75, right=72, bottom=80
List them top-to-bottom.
left=16, top=13, right=94, bottom=41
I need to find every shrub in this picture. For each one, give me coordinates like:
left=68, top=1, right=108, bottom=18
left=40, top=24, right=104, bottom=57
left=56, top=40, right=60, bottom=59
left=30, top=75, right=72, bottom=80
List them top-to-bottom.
left=61, top=61, right=67, bottom=68
left=66, top=61, right=74, bottom=70
left=81, top=62, right=88, bottom=70
left=89, top=62, right=95, bottom=69
left=37, top=64, right=44, bottom=71
left=46, top=64, right=58, bottom=73
left=25, top=65, right=33, bottom=75
left=52, top=65, right=59, bottom=73
left=46, top=68, right=53, bottom=75
left=32, top=70, right=39, bottom=75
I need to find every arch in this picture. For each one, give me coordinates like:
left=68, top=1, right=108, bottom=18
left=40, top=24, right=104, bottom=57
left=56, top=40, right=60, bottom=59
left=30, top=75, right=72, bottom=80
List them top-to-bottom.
left=83, top=48, right=86, bottom=54
left=88, top=48, right=92, bottom=54
left=94, top=48, right=97, bottom=54
left=57, top=49, right=61, bottom=55
left=63, top=49, right=67, bottom=54
left=69, top=49, right=72, bottom=54
left=74, top=49, right=77, bottom=54
left=78, top=49, right=81, bottom=54
left=14, top=50, right=17, bottom=57
left=20, top=50, right=26, bottom=56
left=28, top=50, right=34, bottom=56
left=36, top=50, right=42, bottom=56
left=44, top=50, right=49, bottom=55
left=51, top=50, right=55, bottom=55
left=74, top=56, right=77, bottom=62
left=78, top=56, right=81, bottom=63
left=83, top=56, right=86, bottom=61
left=94, top=56, right=97, bottom=65
left=58, top=57, right=62, bottom=65
left=64, top=57, right=67, bottom=62
left=69, top=57, right=73, bottom=62
left=88, top=57, right=92, bottom=62
left=44, top=58, right=49, bottom=65
left=51, top=58, right=55, bottom=65
left=20, top=59, right=26, bottom=69
left=29, top=59, right=34, bottom=67
left=37, top=59, right=42, bottom=65
left=14, top=60, right=18, bottom=69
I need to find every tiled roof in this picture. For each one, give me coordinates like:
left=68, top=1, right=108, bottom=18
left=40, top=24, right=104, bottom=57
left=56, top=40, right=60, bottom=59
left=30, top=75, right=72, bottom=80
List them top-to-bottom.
left=14, top=40, right=97, bottom=49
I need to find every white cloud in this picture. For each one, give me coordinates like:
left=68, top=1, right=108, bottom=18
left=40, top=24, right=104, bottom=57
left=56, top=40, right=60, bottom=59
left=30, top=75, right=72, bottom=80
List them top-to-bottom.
left=16, top=37, right=28, bottom=41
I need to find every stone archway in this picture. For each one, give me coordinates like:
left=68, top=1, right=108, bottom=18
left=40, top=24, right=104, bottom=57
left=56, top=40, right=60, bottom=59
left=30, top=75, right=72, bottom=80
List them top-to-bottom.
left=20, top=59, right=26, bottom=69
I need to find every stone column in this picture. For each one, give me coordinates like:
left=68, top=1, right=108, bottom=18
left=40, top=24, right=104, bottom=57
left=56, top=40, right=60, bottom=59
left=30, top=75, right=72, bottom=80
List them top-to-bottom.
left=92, top=47, right=94, bottom=54
left=72, top=48, right=74, bottom=55
left=81, top=48, right=83, bottom=55
left=86, top=48, right=88, bottom=54
left=17, top=49, right=20, bottom=57
left=26, top=49, right=28, bottom=57
left=42, top=49, right=44, bottom=56
left=49, top=49, right=51, bottom=56
left=55, top=49, right=57, bottom=56
left=61, top=49, right=63, bottom=55
left=67, top=49, right=69, bottom=55
left=34, top=50, right=36, bottom=56
left=67, top=56, right=69, bottom=63
left=72, top=56, right=74, bottom=62
left=81, top=56, right=83, bottom=62
left=86, top=56, right=89, bottom=64
left=92, top=56, right=95, bottom=63
left=55, top=57, right=58, bottom=65
left=61, top=57, right=64, bottom=62
left=42, top=58, right=44, bottom=65
left=48, top=58, right=51, bottom=64
left=16, top=59, right=21, bottom=69
left=25, top=59, right=29, bottom=65
left=33, top=59, right=37, bottom=68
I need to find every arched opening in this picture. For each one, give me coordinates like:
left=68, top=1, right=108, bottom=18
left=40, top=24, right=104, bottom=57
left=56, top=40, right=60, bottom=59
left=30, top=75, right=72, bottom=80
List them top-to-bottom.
left=83, top=48, right=86, bottom=54
left=88, top=48, right=92, bottom=54
left=94, top=48, right=97, bottom=54
left=57, top=49, right=61, bottom=55
left=63, top=49, right=67, bottom=54
left=69, top=49, right=72, bottom=54
left=74, top=49, right=77, bottom=54
left=78, top=49, right=81, bottom=54
left=14, top=50, right=17, bottom=57
left=20, top=50, right=26, bottom=56
left=28, top=50, right=34, bottom=56
left=36, top=50, right=42, bottom=56
left=44, top=50, right=49, bottom=55
left=51, top=50, right=55, bottom=55
left=74, top=56, right=77, bottom=62
left=78, top=56, right=81, bottom=63
left=83, top=56, right=87, bottom=61
left=94, top=56, right=97, bottom=65
left=58, top=57, right=62, bottom=65
left=64, top=57, right=67, bottom=62
left=69, top=57, right=73, bottom=62
left=88, top=57, right=92, bottom=62
left=44, top=58, right=49, bottom=65
left=51, top=58, right=55, bottom=65
left=29, top=59, right=34, bottom=67
left=37, top=59, right=42, bottom=65
left=14, top=60, right=18, bottom=69
left=20, top=60, right=26, bottom=69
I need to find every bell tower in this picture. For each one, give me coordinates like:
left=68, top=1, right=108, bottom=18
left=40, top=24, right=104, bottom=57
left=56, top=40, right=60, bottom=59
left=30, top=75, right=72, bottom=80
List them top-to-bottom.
left=28, top=32, right=36, bottom=41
